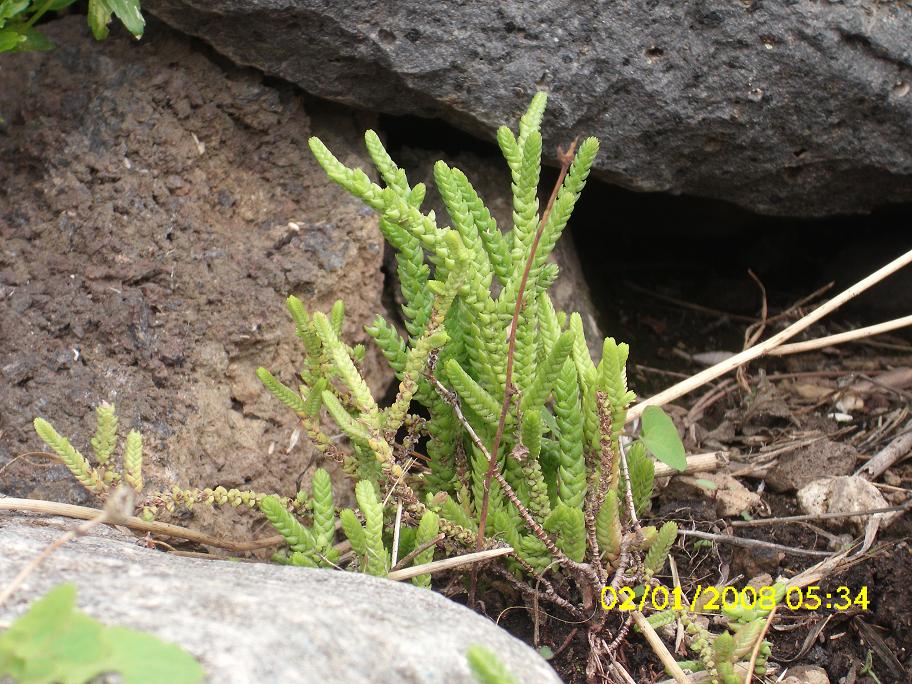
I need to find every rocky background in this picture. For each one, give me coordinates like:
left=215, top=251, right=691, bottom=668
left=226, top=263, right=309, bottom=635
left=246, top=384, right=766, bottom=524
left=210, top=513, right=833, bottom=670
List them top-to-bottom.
left=144, top=0, right=912, bottom=216
left=1, top=7, right=911, bottom=683
left=0, top=513, right=562, bottom=683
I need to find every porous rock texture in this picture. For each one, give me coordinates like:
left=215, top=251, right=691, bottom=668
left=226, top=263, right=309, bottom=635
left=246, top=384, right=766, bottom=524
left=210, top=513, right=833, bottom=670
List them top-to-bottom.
left=143, top=0, right=912, bottom=216
left=0, top=16, right=606, bottom=539
left=0, top=17, right=388, bottom=532
left=0, top=513, right=561, bottom=683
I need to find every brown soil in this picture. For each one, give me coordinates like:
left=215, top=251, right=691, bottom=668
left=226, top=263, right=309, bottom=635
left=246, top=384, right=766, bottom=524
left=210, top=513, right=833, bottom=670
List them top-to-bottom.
left=0, top=17, right=391, bottom=535
left=531, top=346, right=912, bottom=683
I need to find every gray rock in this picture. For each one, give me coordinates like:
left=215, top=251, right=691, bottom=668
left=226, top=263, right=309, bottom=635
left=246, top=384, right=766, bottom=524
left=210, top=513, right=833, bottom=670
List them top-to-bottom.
left=143, top=1, right=912, bottom=217
left=0, top=513, right=561, bottom=684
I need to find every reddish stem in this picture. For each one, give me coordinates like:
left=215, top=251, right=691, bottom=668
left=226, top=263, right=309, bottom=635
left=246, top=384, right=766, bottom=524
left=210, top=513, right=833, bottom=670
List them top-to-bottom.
left=469, top=139, right=579, bottom=604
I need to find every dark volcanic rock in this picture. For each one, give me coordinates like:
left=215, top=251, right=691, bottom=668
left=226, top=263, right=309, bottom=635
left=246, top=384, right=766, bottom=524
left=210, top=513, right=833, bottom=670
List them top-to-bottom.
left=144, top=1, right=912, bottom=217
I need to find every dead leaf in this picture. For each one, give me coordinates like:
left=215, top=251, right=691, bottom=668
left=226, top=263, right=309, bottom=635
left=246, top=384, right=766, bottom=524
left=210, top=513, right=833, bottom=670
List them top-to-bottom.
left=791, top=383, right=835, bottom=401
left=681, top=473, right=760, bottom=516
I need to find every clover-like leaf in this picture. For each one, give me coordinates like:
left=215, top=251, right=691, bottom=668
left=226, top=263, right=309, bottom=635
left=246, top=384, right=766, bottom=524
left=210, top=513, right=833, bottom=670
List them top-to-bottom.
left=641, top=405, right=686, bottom=471
left=0, top=584, right=203, bottom=684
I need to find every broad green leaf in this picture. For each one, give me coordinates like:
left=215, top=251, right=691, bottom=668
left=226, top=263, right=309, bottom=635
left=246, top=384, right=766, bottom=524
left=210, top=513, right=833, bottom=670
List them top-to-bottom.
left=107, top=0, right=144, bottom=37
left=0, top=1, right=30, bottom=23
left=14, top=27, right=55, bottom=52
left=0, top=28, right=23, bottom=51
left=641, top=405, right=686, bottom=472
left=0, top=583, right=77, bottom=650
left=0, top=584, right=203, bottom=684
left=0, top=584, right=108, bottom=684
left=23, top=613, right=108, bottom=684
left=105, top=627, right=205, bottom=684
left=466, top=645, right=518, bottom=684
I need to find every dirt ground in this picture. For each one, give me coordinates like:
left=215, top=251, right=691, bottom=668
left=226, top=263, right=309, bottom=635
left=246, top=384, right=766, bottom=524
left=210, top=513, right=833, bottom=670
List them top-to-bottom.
left=0, top=17, right=390, bottom=534
left=485, top=336, right=912, bottom=683
left=483, top=350, right=912, bottom=683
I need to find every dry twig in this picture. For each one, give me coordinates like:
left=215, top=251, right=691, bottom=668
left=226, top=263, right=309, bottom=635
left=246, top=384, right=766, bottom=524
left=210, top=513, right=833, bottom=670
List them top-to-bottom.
left=629, top=248, right=912, bottom=421
left=768, top=314, right=912, bottom=357
left=856, top=418, right=912, bottom=480
left=0, top=488, right=134, bottom=609
left=0, top=497, right=284, bottom=552
left=730, top=501, right=911, bottom=527
left=678, top=529, right=834, bottom=557
left=390, top=533, right=445, bottom=571
left=386, top=546, right=514, bottom=582
left=744, top=605, right=777, bottom=684
left=631, top=610, right=689, bottom=684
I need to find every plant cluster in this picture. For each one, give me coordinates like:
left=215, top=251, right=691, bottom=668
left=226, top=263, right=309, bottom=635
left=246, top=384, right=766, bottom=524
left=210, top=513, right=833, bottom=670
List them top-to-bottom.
left=0, top=0, right=143, bottom=54
left=258, top=92, right=685, bottom=576
left=32, top=94, right=783, bottom=682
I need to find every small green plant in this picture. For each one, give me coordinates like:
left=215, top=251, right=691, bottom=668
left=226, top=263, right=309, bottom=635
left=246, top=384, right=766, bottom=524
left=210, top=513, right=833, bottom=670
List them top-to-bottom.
left=0, top=0, right=144, bottom=54
left=253, top=92, right=694, bottom=673
left=257, top=93, right=685, bottom=577
left=35, top=402, right=303, bottom=521
left=34, top=403, right=444, bottom=588
left=34, top=403, right=143, bottom=496
left=261, top=472, right=441, bottom=587
left=643, top=582, right=782, bottom=681
left=0, top=584, right=203, bottom=684
left=466, top=645, right=518, bottom=684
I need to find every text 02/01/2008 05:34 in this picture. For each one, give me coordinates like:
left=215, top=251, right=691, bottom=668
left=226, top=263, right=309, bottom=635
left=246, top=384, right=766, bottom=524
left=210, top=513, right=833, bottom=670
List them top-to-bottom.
left=600, top=585, right=871, bottom=612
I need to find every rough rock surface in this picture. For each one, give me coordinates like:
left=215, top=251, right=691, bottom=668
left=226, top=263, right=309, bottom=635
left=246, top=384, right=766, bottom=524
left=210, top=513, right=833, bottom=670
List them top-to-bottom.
left=143, top=0, right=912, bottom=216
left=0, top=18, right=388, bottom=532
left=797, top=475, right=899, bottom=533
left=0, top=513, right=561, bottom=683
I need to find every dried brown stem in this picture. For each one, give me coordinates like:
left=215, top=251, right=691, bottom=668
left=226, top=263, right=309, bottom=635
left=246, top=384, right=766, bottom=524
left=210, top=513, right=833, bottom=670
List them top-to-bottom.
left=629, top=248, right=912, bottom=422
left=736, top=269, right=768, bottom=392
left=768, top=314, right=912, bottom=357
left=856, top=417, right=912, bottom=480
left=0, top=488, right=134, bottom=609
left=0, top=497, right=285, bottom=552
left=730, top=501, right=911, bottom=527
left=678, top=529, right=834, bottom=557
left=390, top=532, right=445, bottom=571
left=386, top=546, right=514, bottom=582
left=490, top=565, right=585, bottom=620
left=743, top=605, right=777, bottom=684
left=632, top=610, right=689, bottom=684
